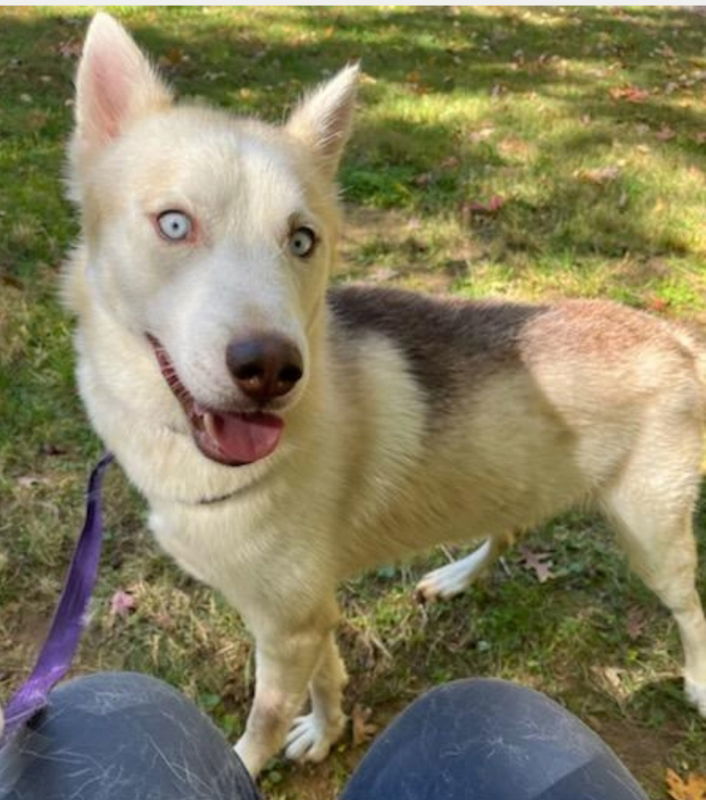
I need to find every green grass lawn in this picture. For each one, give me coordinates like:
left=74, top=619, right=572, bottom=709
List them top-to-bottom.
left=2, top=7, right=706, bottom=798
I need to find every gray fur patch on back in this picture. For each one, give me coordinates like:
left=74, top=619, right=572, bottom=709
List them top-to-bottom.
left=328, top=285, right=548, bottom=412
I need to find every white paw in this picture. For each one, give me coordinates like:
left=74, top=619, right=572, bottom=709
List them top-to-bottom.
left=415, top=540, right=492, bottom=602
left=415, top=563, right=471, bottom=602
left=685, top=675, right=706, bottom=716
left=284, top=712, right=346, bottom=763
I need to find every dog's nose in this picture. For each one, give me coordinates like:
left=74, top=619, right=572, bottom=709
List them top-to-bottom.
left=225, top=335, right=303, bottom=402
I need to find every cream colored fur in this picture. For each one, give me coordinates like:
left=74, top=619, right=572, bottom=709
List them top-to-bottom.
left=64, top=14, right=706, bottom=777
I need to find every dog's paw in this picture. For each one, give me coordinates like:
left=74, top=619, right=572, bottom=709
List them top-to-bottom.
left=415, top=540, right=493, bottom=603
left=415, top=562, right=471, bottom=603
left=685, top=675, right=706, bottom=716
left=284, top=712, right=346, bottom=763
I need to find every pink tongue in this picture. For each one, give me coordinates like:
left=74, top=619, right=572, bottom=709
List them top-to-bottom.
left=209, top=412, right=283, bottom=464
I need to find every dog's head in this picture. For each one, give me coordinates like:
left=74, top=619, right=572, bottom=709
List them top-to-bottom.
left=67, top=13, right=358, bottom=466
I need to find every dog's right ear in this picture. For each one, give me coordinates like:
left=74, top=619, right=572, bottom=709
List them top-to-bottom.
left=73, top=13, right=172, bottom=159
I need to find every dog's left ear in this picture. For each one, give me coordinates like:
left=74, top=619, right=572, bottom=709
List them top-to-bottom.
left=285, top=63, right=359, bottom=181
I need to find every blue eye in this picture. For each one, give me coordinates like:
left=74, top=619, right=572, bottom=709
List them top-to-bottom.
left=157, top=210, right=192, bottom=241
left=289, top=226, right=316, bottom=257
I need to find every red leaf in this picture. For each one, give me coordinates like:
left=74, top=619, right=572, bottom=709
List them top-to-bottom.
left=609, top=85, right=649, bottom=103
left=655, top=125, right=676, bottom=141
left=469, top=195, right=506, bottom=214
left=646, top=296, right=670, bottom=313
left=110, top=590, right=137, bottom=618
left=626, top=606, right=648, bottom=640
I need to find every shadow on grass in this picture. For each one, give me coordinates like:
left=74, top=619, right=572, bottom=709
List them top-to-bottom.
left=2, top=7, right=706, bottom=280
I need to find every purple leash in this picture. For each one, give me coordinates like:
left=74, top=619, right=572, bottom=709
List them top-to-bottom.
left=0, top=452, right=114, bottom=747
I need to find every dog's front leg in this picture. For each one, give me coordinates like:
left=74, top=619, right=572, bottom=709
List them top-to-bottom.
left=235, top=618, right=342, bottom=777
left=284, top=631, right=348, bottom=762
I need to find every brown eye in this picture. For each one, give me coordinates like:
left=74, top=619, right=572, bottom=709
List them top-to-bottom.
left=157, top=210, right=192, bottom=241
left=289, top=226, right=316, bottom=257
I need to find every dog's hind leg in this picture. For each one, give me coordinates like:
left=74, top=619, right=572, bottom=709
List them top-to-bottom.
left=599, top=439, right=706, bottom=715
left=415, top=537, right=505, bottom=602
left=285, top=632, right=348, bottom=762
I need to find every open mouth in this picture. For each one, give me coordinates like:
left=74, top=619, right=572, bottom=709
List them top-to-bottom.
left=148, top=336, right=284, bottom=466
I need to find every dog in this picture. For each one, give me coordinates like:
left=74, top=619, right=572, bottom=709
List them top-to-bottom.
left=63, top=13, right=706, bottom=777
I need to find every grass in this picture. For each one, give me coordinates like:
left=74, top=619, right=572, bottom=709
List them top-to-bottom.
left=2, top=6, right=706, bottom=798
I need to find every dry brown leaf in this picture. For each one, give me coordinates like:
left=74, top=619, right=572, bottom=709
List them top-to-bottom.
left=56, top=38, right=82, bottom=59
left=609, top=85, right=650, bottom=103
left=467, top=125, right=495, bottom=143
left=655, top=125, right=677, bottom=141
left=440, top=155, right=460, bottom=170
left=575, top=165, right=621, bottom=185
left=413, top=171, right=433, bottom=187
left=16, top=474, right=49, bottom=489
left=518, top=545, right=554, bottom=583
left=626, top=605, right=648, bottom=640
left=351, top=704, right=378, bottom=747
left=666, top=768, right=706, bottom=800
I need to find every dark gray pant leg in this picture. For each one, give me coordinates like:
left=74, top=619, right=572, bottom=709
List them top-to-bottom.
left=0, top=671, right=259, bottom=800
left=342, top=678, right=648, bottom=800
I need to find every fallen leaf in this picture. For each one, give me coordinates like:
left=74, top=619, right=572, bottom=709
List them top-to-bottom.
left=56, top=38, right=82, bottom=59
left=159, top=47, right=189, bottom=68
left=405, top=70, right=430, bottom=95
left=609, top=85, right=649, bottom=103
left=467, top=125, right=495, bottom=143
left=655, top=125, right=677, bottom=141
left=692, top=132, right=706, bottom=144
left=440, top=155, right=460, bottom=170
left=574, top=165, right=621, bottom=185
left=413, top=171, right=433, bottom=187
left=469, top=195, right=506, bottom=214
left=369, top=267, right=399, bottom=282
left=646, top=296, right=670, bottom=313
left=39, top=442, right=67, bottom=456
left=16, top=474, right=48, bottom=489
left=518, top=545, right=554, bottom=583
left=110, top=589, right=137, bottom=618
left=626, top=605, right=648, bottom=640
left=591, top=665, right=630, bottom=703
left=351, top=704, right=378, bottom=746
left=666, top=768, right=706, bottom=800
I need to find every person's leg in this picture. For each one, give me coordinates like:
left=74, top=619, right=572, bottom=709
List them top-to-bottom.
left=0, top=671, right=259, bottom=800
left=342, top=678, right=647, bottom=800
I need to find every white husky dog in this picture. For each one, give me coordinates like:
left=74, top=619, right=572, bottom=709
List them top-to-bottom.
left=64, top=13, right=706, bottom=776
